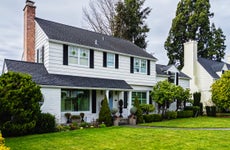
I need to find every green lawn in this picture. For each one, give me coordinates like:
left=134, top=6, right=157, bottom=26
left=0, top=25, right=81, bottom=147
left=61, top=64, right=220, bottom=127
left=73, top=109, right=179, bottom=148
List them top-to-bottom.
left=141, top=116, right=230, bottom=128
left=5, top=117, right=230, bottom=150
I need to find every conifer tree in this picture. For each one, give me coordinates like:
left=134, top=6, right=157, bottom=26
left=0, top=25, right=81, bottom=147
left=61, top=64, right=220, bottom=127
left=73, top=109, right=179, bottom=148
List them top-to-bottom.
left=165, top=0, right=226, bottom=69
left=99, top=96, right=112, bottom=126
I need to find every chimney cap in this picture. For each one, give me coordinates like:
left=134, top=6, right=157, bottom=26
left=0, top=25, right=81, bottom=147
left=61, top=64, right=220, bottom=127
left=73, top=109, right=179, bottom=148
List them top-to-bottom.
left=26, top=0, right=35, bottom=6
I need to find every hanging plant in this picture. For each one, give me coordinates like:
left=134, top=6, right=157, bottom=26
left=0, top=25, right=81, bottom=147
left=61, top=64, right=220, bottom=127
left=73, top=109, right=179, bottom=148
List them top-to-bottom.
left=72, top=50, right=76, bottom=55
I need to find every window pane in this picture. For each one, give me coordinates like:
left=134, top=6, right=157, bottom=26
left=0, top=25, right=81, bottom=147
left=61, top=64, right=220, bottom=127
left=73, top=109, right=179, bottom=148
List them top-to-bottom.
left=68, top=46, right=78, bottom=65
left=79, top=49, right=89, bottom=66
left=107, top=53, right=115, bottom=67
left=134, top=59, right=140, bottom=72
left=141, top=60, right=147, bottom=73
left=61, top=89, right=90, bottom=112
left=131, top=91, right=147, bottom=104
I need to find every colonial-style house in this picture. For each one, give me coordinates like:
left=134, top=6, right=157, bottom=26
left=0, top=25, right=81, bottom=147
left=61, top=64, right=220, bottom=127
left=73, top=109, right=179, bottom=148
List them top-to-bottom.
left=2, top=1, right=157, bottom=123
left=182, top=40, right=230, bottom=105
left=156, top=64, right=190, bottom=110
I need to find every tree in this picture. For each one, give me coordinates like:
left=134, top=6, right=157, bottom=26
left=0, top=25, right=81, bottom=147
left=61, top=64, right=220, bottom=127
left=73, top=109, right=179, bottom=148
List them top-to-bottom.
left=83, top=0, right=118, bottom=35
left=114, top=0, right=151, bottom=49
left=165, top=0, right=226, bottom=69
left=211, top=71, right=230, bottom=110
left=0, top=72, right=42, bottom=137
left=151, top=80, right=179, bottom=116
left=174, top=86, right=190, bottom=110
left=99, top=95, right=112, bottom=126
left=133, top=97, right=143, bottom=124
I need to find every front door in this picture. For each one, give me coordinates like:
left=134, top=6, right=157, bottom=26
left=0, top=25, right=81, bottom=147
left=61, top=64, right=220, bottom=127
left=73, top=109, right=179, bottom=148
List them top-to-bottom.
left=109, top=91, right=113, bottom=109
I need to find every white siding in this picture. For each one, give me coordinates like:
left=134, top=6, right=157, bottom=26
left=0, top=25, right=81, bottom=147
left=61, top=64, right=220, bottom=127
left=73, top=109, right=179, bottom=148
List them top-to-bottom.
left=35, top=23, right=49, bottom=68
left=46, top=42, right=156, bottom=87
left=196, top=63, right=214, bottom=104
left=156, top=76, right=190, bottom=89
left=40, top=88, right=61, bottom=123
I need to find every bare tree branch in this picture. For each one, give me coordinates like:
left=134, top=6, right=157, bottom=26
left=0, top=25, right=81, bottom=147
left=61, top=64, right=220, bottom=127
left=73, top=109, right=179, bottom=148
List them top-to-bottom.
left=83, top=0, right=118, bottom=35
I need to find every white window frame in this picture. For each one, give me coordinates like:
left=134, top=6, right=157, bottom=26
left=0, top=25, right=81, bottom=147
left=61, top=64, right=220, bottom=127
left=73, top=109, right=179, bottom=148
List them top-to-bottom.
left=68, top=46, right=89, bottom=67
left=107, top=53, right=115, bottom=68
left=134, top=58, right=147, bottom=73
left=132, top=91, right=147, bottom=104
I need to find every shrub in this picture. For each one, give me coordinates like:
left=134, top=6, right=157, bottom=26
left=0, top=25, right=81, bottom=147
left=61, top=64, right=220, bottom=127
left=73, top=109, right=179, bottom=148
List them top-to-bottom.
left=0, top=72, right=42, bottom=137
left=193, top=92, right=201, bottom=106
left=99, top=96, right=112, bottom=126
left=133, top=97, right=143, bottom=124
left=140, top=104, right=155, bottom=114
left=184, top=106, right=200, bottom=117
left=206, top=106, right=216, bottom=117
left=130, top=107, right=137, bottom=115
left=177, top=110, right=193, bottom=118
left=165, top=111, right=177, bottom=119
left=35, top=113, right=56, bottom=134
left=143, top=114, right=162, bottom=123
left=1, top=121, right=36, bottom=137
left=99, top=123, right=106, bottom=128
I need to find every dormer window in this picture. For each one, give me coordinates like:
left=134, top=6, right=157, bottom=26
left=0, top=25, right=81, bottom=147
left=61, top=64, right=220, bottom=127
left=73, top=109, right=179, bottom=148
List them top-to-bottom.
left=68, top=46, right=89, bottom=66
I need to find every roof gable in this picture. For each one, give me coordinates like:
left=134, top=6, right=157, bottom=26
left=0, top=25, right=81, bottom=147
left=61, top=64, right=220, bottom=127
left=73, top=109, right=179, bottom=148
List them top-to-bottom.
left=35, top=17, right=156, bottom=60
left=198, top=57, right=230, bottom=79
left=156, top=64, right=190, bottom=79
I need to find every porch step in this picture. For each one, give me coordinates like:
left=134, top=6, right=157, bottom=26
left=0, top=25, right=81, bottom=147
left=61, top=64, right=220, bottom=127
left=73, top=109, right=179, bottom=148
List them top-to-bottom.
left=118, top=118, right=129, bottom=125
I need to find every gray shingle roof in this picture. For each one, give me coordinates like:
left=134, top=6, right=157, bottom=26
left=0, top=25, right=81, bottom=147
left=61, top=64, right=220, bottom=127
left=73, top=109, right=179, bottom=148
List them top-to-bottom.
left=35, top=17, right=156, bottom=60
left=198, top=57, right=230, bottom=79
left=4, top=59, right=132, bottom=90
left=156, top=64, right=190, bottom=79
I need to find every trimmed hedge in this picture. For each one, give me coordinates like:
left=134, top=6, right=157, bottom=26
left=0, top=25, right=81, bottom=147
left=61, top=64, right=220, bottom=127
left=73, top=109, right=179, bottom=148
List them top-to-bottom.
left=206, top=106, right=216, bottom=117
left=177, top=110, right=193, bottom=118
left=165, top=111, right=177, bottom=119
left=35, top=113, right=56, bottom=134
left=143, top=114, right=162, bottom=123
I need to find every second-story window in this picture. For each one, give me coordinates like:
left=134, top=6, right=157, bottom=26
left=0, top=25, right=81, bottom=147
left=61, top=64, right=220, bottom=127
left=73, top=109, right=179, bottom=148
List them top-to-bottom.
left=68, top=46, right=89, bottom=66
left=107, top=53, right=115, bottom=67
left=134, top=58, right=147, bottom=73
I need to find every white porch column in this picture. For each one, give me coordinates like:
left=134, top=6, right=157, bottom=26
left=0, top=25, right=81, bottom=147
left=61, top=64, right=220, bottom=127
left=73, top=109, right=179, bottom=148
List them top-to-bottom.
left=105, top=90, right=109, bottom=102
left=127, top=91, right=132, bottom=112
left=147, top=91, right=150, bottom=104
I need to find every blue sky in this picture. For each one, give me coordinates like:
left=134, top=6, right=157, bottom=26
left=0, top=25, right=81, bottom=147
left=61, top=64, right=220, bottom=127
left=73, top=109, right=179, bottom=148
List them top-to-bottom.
left=0, top=0, right=230, bottom=72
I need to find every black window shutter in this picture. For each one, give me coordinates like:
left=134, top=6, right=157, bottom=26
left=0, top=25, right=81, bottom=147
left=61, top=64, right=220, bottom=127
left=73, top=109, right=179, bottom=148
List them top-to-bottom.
left=63, top=44, right=68, bottom=65
left=41, top=46, right=44, bottom=63
left=37, top=49, right=39, bottom=63
left=90, top=49, right=94, bottom=68
left=103, top=52, right=107, bottom=67
left=115, top=54, right=119, bottom=69
left=130, top=57, right=134, bottom=73
left=147, top=60, right=150, bottom=75
left=176, top=72, right=179, bottom=85
left=92, top=90, right=97, bottom=113
left=124, top=91, right=128, bottom=108
left=149, top=92, right=152, bottom=104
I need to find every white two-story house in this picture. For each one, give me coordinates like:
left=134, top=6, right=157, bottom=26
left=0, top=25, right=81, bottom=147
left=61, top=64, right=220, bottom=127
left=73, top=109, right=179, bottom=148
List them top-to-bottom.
left=2, top=1, right=157, bottom=123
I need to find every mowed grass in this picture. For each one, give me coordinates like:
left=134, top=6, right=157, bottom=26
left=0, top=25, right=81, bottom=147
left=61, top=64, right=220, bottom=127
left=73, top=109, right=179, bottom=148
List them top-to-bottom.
left=141, top=116, right=230, bottom=128
left=5, top=117, right=230, bottom=150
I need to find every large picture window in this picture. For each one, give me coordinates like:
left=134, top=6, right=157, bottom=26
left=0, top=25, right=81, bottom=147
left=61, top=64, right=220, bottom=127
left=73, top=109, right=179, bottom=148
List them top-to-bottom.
left=68, top=46, right=89, bottom=66
left=134, top=58, right=147, bottom=73
left=61, top=89, right=90, bottom=112
left=132, top=92, right=147, bottom=104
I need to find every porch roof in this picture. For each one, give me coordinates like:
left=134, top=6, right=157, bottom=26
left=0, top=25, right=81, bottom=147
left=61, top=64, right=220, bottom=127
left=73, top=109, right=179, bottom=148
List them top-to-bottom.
left=4, top=59, right=132, bottom=90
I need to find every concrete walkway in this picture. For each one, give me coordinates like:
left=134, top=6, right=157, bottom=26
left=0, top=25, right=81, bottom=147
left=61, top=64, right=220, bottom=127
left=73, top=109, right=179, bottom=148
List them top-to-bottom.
left=122, top=125, right=230, bottom=130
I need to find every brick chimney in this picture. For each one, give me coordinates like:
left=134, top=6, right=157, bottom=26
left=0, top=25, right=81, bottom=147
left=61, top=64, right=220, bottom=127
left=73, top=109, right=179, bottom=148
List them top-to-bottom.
left=23, top=0, right=36, bottom=62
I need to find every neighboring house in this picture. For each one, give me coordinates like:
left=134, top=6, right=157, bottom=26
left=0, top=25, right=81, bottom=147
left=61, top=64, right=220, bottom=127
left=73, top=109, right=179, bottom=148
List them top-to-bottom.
left=2, top=1, right=157, bottom=123
left=182, top=40, right=230, bottom=105
left=156, top=64, right=190, bottom=111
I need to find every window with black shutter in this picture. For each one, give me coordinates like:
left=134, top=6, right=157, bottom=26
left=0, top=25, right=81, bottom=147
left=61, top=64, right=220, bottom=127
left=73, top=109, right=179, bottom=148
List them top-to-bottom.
left=63, top=44, right=68, bottom=65
left=90, top=49, right=94, bottom=68
left=103, top=52, right=107, bottom=67
left=115, top=54, right=119, bottom=69
left=130, top=57, right=134, bottom=73
left=147, top=60, right=150, bottom=75
left=92, top=90, right=97, bottom=113
left=124, top=91, right=128, bottom=108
